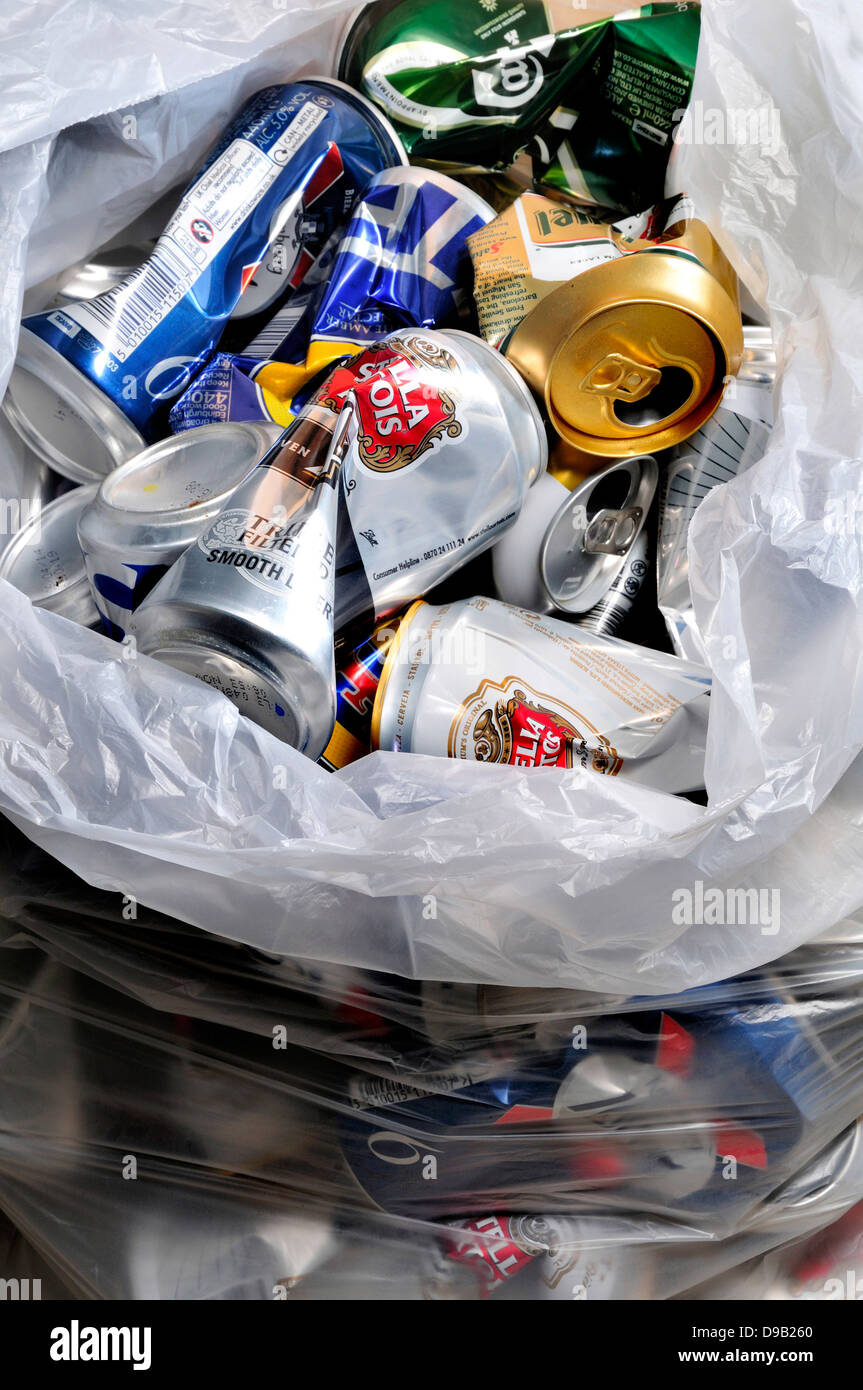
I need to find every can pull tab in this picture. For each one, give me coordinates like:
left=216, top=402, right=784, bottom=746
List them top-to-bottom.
left=580, top=353, right=662, bottom=402
left=584, top=506, right=643, bottom=556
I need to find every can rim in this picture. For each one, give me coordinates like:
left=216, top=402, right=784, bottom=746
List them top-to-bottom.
left=333, top=2, right=372, bottom=82
left=304, top=74, right=409, bottom=169
left=54, top=243, right=152, bottom=303
left=4, top=327, right=146, bottom=484
left=95, top=422, right=283, bottom=527
left=539, top=454, right=658, bottom=613
left=0, top=483, right=98, bottom=603
left=370, top=599, right=428, bottom=751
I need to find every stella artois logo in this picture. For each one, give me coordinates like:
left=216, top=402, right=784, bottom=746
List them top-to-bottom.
left=315, top=337, right=463, bottom=474
left=448, top=676, right=622, bottom=775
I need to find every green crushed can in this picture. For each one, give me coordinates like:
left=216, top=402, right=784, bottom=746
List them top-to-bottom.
left=338, top=1, right=701, bottom=213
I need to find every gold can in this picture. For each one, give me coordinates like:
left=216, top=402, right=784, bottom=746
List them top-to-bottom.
left=505, top=203, right=744, bottom=468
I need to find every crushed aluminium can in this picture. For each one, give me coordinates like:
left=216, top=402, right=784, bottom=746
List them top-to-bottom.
left=338, top=1, right=700, bottom=212
left=4, top=78, right=405, bottom=483
left=169, top=166, right=495, bottom=432
left=468, top=191, right=643, bottom=350
left=502, top=195, right=745, bottom=467
left=318, top=328, right=548, bottom=631
left=130, top=403, right=354, bottom=757
left=77, top=421, right=283, bottom=641
left=492, top=454, right=657, bottom=635
left=0, top=485, right=100, bottom=628
left=371, top=595, right=711, bottom=792
left=338, top=1027, right=724, bottom=1217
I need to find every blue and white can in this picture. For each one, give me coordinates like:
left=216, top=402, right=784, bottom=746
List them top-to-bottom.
left=4, top=78, right=405, bottom=483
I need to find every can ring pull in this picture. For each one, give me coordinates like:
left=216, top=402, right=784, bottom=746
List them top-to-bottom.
left=579, top=353, right=663, bottom=402
left=584, top=506, right=643, bottom=556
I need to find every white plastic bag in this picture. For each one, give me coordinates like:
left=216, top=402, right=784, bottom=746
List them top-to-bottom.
left=2, top=0, right=863, bottom=993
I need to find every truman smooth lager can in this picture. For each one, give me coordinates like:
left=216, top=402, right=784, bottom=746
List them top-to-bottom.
left=4, top=79, right=405, bottom=483
left=130, top=403, right=355, bottom=757
left=77, top=421, right=283, bottom=640
left=0, top=485, right=100, bottom=628
left=371, top=595, right=711, bottom=792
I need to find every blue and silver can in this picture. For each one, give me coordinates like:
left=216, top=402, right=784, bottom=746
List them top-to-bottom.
left=3, top=79, right=405, bottom=484
left=169, top=165, right=493, bottom=433
left=77, top=421, right=282, bottom=640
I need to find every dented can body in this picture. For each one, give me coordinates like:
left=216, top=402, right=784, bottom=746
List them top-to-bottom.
left=5, top=79, right=405, bottom=482
left=130, top=404, right=353, bottom=757
left=78, top=421, right=282, bottom=639
left=371, top=595, right=711, bottom=793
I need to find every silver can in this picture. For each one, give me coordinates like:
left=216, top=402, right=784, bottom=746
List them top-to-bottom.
left=326, top=327, right=547, bottom=629
left=130, top=403, right=353, bottom=758
left=0, top=408, right=65, bottom=520
left=77, top=421, right=283, bottom=639
left=539, top=455, right=657, bottom=617
left=492, top=456, right=657, bottom=635
left=0, top=484, right=100, bottom=627
left=371, top=596, right=711, bottom=793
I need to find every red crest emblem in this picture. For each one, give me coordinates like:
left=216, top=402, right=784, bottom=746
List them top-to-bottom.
left=315, top=339, right=463, bottom=473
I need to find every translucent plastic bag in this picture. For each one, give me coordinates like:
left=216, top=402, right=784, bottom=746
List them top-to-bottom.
left=2, top=0, right=863, bottom=992
left=2, top=912, right=863, bottom=1299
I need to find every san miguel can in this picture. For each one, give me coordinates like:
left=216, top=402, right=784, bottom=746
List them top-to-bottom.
left=3, top=79, right=405, bottom=483
left=499, top=195, right=745, bottom=467
left=318, top=327, right=548, bottom=631
left=130, top=404, right=355, bottom=758
left=77, top=421, right=283, bottom=640
left=0, top=486, right=100, bottom=628
left=371, top=595, right=711, bottom=793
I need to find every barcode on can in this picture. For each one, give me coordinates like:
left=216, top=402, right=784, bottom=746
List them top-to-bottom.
left=69, top=243, right=194, bottom=362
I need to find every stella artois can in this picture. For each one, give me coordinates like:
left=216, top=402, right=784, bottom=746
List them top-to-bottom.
left=502, top=196, right=744, bottom=467
left=317, top=327, right=548, bottom=631
left=371, top=595, right=711, bottom=793
left=443, top=1214, right=657, bottom=1301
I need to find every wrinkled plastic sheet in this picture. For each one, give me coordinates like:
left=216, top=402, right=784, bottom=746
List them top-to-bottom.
left=1, top=0, right=863, bottom=992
